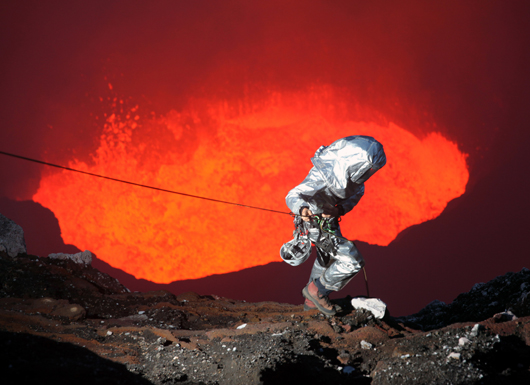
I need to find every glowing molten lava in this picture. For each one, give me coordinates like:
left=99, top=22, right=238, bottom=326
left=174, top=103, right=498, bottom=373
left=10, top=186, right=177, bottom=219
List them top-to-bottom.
left=33, top=89, right=468, bottom=283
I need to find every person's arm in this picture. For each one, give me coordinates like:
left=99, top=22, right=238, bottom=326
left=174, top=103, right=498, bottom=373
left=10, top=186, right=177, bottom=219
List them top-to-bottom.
left=286, top=168, right=324, bottom=221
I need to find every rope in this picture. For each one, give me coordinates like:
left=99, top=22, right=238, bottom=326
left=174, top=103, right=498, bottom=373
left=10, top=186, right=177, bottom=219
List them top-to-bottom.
left=0, top=150, right=291, bottom=216
left=362, top=267, right=370, bottom=297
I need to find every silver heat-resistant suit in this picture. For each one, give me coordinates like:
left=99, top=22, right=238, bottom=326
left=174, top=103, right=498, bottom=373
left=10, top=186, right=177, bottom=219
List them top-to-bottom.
left=283, top=136, right=387, bottom=292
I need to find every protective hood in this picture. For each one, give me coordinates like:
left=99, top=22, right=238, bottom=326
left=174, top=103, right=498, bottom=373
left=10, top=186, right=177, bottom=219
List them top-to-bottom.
left=310, top=136, right=386, bottom=199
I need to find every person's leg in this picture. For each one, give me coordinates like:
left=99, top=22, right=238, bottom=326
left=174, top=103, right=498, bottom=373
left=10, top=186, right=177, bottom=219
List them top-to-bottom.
left=303, top=219, right=364, bottom=315
left=319, top=228, right=364, bottom=292
left=303, top=240, right=338, bottom=315
left=307, top=246, right=331, bottom=285
left=303, top=247, right=330, bottom=310
left=302, top=278, right=336, bottom=315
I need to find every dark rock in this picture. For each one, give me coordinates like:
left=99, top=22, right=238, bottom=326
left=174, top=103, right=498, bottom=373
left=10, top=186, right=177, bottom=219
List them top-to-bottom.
left=0, top=213, right=26, bottom=257
left=397, top=267, right=530, bottom=331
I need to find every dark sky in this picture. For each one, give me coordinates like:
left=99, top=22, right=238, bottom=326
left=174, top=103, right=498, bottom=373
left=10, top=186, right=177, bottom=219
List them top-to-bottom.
left=1, top=0, right=529, bottom=315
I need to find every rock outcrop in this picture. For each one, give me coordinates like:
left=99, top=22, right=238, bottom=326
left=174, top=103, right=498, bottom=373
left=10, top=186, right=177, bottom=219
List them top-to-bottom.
left=0, top=213, right=26, bottom=257
left=48, top=249, right=93, bottom=265
left=397, top=268, right=530, bottom=331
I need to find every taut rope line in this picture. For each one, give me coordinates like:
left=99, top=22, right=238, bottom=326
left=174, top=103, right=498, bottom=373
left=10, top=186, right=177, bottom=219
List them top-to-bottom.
left=0, top=150, right=291, bottom=215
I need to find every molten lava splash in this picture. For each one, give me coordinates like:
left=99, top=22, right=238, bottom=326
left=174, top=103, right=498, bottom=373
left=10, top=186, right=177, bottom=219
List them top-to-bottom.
left=33, top=89, right=469, bottom=283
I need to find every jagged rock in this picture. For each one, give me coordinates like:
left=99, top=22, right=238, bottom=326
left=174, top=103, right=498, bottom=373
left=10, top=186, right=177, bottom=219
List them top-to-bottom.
left=0, top=213, right=26, bottom=257
left=48, top=250, right=93, bottom=265
left=0, top=252, right=130, bottom=302
left=398, top=267, right=530, bottom=331
left=351, top=297, right=387, bottom=319
left=493, top=310, right=518, bottom=322
left=470, top=323, right=483, bottom=337
left=360, top=340, right=373, bottom=349
left=337, top=350, right=352, bottom=364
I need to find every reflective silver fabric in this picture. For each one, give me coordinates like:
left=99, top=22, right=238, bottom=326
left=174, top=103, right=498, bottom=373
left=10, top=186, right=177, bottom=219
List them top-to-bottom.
left=286, top=135, right=386, bottom=216
left=284, top=136, right=386, bottom=291
left=306, top=219, right=364, bottom=291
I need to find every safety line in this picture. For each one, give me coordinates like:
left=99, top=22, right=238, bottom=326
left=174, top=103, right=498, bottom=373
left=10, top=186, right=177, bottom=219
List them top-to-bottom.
left=0, top=150, right=292, bottom=216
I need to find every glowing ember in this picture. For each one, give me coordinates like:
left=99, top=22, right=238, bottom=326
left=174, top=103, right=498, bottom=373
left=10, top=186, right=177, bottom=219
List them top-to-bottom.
left=33, top=89, right=468, bottom=283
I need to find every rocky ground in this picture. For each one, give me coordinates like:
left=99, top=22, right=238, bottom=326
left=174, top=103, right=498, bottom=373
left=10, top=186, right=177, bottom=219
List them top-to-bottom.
left=1, top=214, right=530, bottom=384
left=1, top=251, right=529, bottom=385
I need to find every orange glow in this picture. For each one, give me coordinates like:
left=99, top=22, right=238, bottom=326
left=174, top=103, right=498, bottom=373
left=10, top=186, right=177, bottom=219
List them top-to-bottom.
left=33, top=88, right=468, bottom=283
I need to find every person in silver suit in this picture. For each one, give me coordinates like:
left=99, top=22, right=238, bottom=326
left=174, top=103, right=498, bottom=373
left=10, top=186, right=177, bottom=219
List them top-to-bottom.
left=280, top=135, right=386, bottom=316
